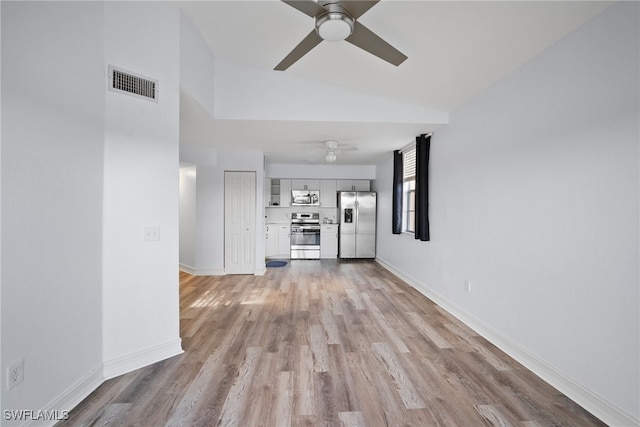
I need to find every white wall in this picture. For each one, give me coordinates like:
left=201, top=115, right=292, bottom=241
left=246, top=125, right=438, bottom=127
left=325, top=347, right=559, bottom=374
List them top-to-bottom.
left=1, top=1, right=104, bottom=421
left=0, top=2, right=3, bottom=417
left=2, top=2, right=184, bottom=421
left=102, top=2, right=182, bottom=377
left=375, top=3, right=639, bottom=425
left=180, top=12, right=215, bottom=118
left=178, top=17, right=266, bottom=276
left=214, top=59, right=446, bottom=124
left=179, top=148, right=267, bottom=276
left=187, top=149, right=266, bottom=276
left=193, top=164, right=223, bottom=275
left=179, top=167, right=197, bottom=271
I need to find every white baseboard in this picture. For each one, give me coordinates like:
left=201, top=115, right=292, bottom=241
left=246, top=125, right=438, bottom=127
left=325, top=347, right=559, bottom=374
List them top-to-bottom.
left=375, top=257, right=639, bottom=427
left=179, top=263, right=196, bottom=275
left=180, top=263, right=266, bottom=276
left=179, top=264, right=225, bottom=276
left=102, top=338, right=184, bottom=380
left=20, top=339, right=182, bottom=427
left=24, top=364, right=104, bottom=427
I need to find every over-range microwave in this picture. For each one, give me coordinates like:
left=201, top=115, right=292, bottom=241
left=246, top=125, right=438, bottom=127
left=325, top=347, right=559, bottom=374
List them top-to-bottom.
left=291, top=190, right=320, bottom=206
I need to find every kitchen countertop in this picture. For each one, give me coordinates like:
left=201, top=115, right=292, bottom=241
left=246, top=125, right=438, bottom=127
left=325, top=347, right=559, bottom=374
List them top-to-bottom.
left=265, top=221, right=339, bottom=225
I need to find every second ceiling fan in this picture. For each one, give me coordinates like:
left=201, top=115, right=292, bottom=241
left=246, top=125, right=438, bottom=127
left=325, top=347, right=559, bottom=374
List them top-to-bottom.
left=275, top=0, right=407, bottom=71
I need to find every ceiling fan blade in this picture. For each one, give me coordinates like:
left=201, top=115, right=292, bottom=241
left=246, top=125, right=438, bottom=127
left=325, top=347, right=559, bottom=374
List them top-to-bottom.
left=281, top=0, right=325, bottom=18
left=339, top=0, right=379, bottom=19
left=346, top=21, right=407, bottom=66
left=274, top=30, right=323, bottom=71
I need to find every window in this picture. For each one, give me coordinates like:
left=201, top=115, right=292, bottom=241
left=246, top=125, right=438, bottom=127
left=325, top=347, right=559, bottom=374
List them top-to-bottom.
left=402, top=146, right=416, bottom=233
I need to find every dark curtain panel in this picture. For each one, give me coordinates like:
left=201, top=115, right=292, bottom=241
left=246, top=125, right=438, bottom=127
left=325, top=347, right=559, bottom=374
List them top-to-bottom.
left=415, top=134, right=431, bottom=241
left=392, top=150, right=403, bottom=234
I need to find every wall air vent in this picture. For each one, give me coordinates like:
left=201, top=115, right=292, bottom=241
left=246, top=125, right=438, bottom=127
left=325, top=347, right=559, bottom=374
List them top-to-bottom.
left=108, top=65, right=158, bottom=102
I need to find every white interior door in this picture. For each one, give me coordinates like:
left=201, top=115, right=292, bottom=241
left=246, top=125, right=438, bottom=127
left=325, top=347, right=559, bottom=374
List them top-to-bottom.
left=224, top=171, right=256, bottom=274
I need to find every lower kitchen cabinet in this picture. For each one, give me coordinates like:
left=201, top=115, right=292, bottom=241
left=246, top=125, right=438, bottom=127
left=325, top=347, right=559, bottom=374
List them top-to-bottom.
left=266, top=223, right=291, bottom=259
left=265, top=224, right=278, bottom=258
left=277, top=224, right=290, bottom=257
left=320, top=224, right=338, bottom=259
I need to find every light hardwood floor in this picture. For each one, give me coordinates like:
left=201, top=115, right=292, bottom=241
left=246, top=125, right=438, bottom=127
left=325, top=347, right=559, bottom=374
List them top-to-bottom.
left=58, top=260, right=605, bottom=426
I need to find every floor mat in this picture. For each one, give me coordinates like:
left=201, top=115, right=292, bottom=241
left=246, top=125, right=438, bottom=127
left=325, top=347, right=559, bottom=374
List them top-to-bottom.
left=266, top=260, right=288, bottom=268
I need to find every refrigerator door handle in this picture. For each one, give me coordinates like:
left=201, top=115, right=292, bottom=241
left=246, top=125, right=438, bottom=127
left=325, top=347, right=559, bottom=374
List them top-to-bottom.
left=354, top=199, right=359, bottom=233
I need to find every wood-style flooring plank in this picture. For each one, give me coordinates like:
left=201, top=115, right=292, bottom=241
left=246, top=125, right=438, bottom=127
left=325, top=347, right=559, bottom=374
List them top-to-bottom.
left=57, top=260, right=606, bottom=427
left=361, top=292, right=410, bottom=354
left=406, top=311, right=453, bottom=349
left=309, top=324, right=330, bottom=373
left=371, top=342, right=427, bottom=410
left=295, top=345, right=315, bottom=417
left=218, top=346, right=262, bottom=427
left=164, top=352, right=226, bottom=427
left=274, top=371, right=294, bottom=427
left=88, top=402, right=131, bottom=427
left=338, top=411, right=366, bottom=427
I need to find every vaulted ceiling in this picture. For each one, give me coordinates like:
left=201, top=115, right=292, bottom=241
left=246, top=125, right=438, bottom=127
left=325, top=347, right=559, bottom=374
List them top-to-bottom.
left=177, top=0, right=613, bottom=165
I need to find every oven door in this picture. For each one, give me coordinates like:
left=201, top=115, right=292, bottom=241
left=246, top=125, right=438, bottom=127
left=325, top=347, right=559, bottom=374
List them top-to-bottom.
left=290, top=225, right=320, bottom=259
left=290, top=226, right=320, bottom=246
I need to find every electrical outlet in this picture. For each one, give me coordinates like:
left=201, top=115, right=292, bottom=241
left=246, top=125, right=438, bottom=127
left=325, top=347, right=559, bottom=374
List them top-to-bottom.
left=143, top=226, right=160, bottom=242
left=465, top=280, right=471, bottom=293
left=7, top=359, right=24, bottom=390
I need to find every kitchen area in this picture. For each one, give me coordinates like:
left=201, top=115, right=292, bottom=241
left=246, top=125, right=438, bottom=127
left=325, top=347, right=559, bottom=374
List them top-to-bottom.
left=265, top=178, right=375, bottom=260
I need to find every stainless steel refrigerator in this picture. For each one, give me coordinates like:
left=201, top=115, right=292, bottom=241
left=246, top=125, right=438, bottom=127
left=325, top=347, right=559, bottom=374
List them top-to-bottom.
left=338, top=192, right=377, bottom=258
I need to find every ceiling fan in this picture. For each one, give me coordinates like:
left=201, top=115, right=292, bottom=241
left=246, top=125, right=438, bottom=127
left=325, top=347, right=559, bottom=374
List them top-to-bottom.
left=275, top=0, right=408, bottom=71
left=322, top=140, right=356, bottom=163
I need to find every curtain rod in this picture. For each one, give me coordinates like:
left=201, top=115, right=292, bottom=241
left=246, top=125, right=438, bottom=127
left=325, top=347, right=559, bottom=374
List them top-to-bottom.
left=399, top=133, right=432, bottom=153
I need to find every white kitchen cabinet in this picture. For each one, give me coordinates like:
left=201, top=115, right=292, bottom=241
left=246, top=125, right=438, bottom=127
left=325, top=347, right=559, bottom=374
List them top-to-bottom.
left=265, top=178, right=271, bottom=207
left=266, top=178, right=282, bottom=207
left=267, top=179, right=291, bottom=207
left=279, top=179, right=291, bottom=207
left=291, top=179, right=320, bottom=191
left=291, top=179, right=304, bottom=190
left=320, top=179, right=337, bottom=208
left=336, top=179, right=370, bottom=191
left=353, top=180, right=370, bottom=191
left=265, top=224, right=278, bottom=258
left=266, top=224, right=291, bottom=258
left=320, top=224, right=339, bottom=259
left=277, top=225, right=290, bottom=257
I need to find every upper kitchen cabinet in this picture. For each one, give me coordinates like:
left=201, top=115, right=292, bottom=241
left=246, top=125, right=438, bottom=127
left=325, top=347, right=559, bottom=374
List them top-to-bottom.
left=265, top=178, right=272, bottom=207
left=266, top=178, right=280, bottom=207
left=268, top=178, right=369, bottom=207
left=266, top=179, right=291, bottom=207
left=279, top=179, right=291, bottom=207
left=291, top=179, right=320, bottom=191
left=320, top=180, right=337, bottom=208
left=336, top=180, right=370, bottom=191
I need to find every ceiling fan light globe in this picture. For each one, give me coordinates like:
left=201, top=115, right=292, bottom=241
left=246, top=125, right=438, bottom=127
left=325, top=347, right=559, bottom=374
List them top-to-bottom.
left=316, top=13, right=354, bottom=42
left=325, top=140, right=339, bottom=150
left=325, top=151, right=337, bottom=162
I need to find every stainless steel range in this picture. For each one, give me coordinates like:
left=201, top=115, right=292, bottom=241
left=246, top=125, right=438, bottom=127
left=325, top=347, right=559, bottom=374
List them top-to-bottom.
left=290, top=212, right=320, bottom=259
